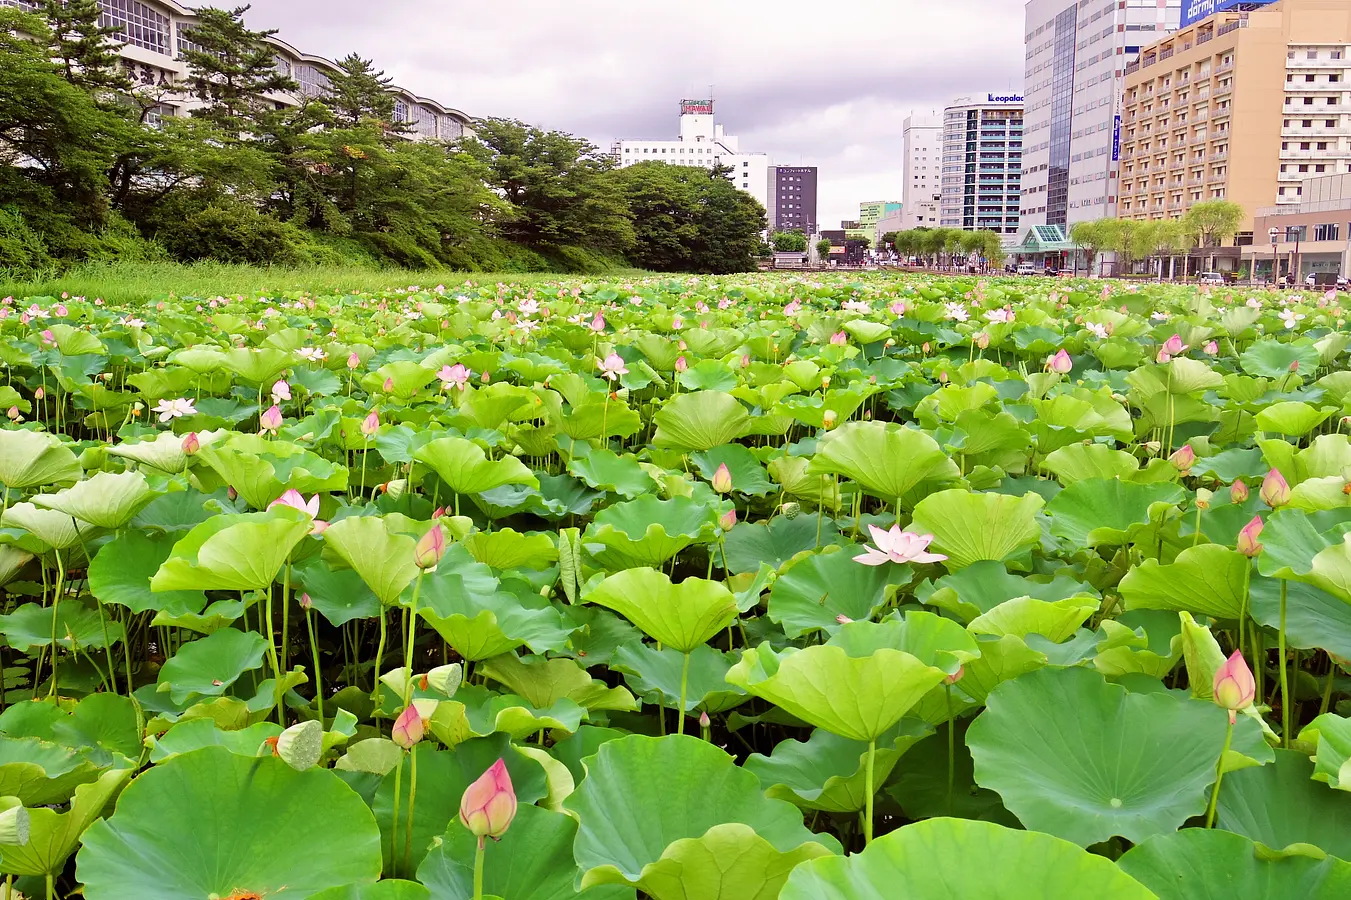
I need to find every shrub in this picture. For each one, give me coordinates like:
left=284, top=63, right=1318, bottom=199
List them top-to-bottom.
left=161, top=202, right=310, bottom=266
left=0, top=206, right=55, bottom=279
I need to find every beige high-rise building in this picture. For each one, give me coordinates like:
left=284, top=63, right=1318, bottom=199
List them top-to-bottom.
left=1117, top=0, right=1351, bottom=239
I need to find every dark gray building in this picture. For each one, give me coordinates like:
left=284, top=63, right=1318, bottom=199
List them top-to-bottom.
left=768, top=166, right=818, bottom=235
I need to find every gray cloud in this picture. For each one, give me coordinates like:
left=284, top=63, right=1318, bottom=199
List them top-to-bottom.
left=245, top=0, right=1024, bottom=229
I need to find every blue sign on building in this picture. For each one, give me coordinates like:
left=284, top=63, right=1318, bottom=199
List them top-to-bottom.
left=1180, top=0, right=1277, bottom=29
left=1112, top=115, right=1121, bottom=162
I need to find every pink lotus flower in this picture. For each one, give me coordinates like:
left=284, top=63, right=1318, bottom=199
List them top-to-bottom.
left=889, top=301, right=907, bottom=316
left=590, top=312, right=606, bottom=333
left=829, top=331, right=847, bottom=346
left=976, top=332, right=990, bottom=350
left=1163, top=334, right=1187, bottom=356
left=1203, top=341, right=1219, bottom=356
left=1047, top=349, right=1073, bottom=374
left=347, top=351, right=360, bottom=370
left=599, top=352, right=628, bottom=381
left=674, top=356, right=688, bottom=373
left=437, top=363, right=471, bottom=390
left=271, top=380, right=290, bottom=404
left=153, top=398, right=196, bottom=422
left=259, top=404, right=283, bottom=435
left=361, top=410, right=379, bottom=436
left=181, top=432, right=200, bottom=455
left=1169, top=445, right=1196, bottom=472
left=711, top=463, right=733, bottom=494
left=1260, top=468, right=1290, bottom=508
left=1230, top=480, right=1249, bottom=503
left=269, top=489, right=320, bottom=518
left=1237, top=515, right=1264, bottom=558
left=414, top=524, right=447, bottom=569
left=853, top=525, right=947, bottom=566
left=1212, top=650, right=1256, bottom=724
left=391, top=703, right=425, bottom=750
left=460, top=758, right=517, bottom=843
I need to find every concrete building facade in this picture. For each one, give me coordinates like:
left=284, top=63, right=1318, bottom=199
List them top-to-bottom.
left=1, top=0, right=472, bottom=139
left=1020, top=0, right=1180, bottom=234
left=1118, top=0, right=1351, bottom=236
left=941, top=94, right=1024, bottom=234
left=613, top=101, right=771, bottom=211
left=901, top=114, right=943, bottom=229
left=768, top=166, right=819, bottom=235
left=1242, top=172, right=1351, bottom=280
left=859, top=200, right=902, bottom=242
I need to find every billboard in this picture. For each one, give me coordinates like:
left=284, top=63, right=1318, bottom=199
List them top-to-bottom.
left=1180, top=0, right=1276, bottom=29
left=986, top=93, right=1024, bottom=104
left=680, top=100, right=714, bottom=116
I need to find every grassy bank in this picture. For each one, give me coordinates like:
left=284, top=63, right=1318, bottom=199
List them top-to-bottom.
left=0, top=260, right=645, bottom=305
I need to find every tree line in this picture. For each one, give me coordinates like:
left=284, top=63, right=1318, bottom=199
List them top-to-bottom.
left=0, top=3, right=766, bottom=276
left=1068, top=200, right=1245, bottom=277
left=880, top=228, right=1007, bottom=270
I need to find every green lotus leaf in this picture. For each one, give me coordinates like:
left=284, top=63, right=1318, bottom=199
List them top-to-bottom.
left=1240, top=338, right=1321, bottom=379
left=220, top=346, right=293, bottom=385
left=364, top=359, right=438, bottom=399
left=651, top=391, right=751, bottom=452
left=560, top=397, right=644, bottom=442
left=1257, top=401, right=1333, bottom=437
left=806, top=421, right=959, bottom=505
left=0, top=430, right=82, bottom=491
left=196, top=434, right=348, bottom=509
left=414, top=437, right=538, bottom=495
left=1042, top=443, right=1154, bottom=486
left=690, top=445, right=776, bottom=497
left=566, top=446, right=657, bottom=498
left=1192, top=446, right=1268, bottom=482
left=31, top=471, right=154, bottom=530
left=1046, top=478, right=1185, bottom=547
left=908, top=489, right=1044, bottom=569
left=583, top=495, right=719, bottom=569
left=1, top=502, right=95, bottom=551
left=151, top=506, right=314, bottom=593
left=1256, top=509, right=1351, bottom=581
left=722, top=514, right=842, bottom=575
left=321, top=515, right=420, bottom=606
left=463, top=529, right=557, bottom=570
left=89, top=530, right=207, bottom=616
left=0, top=544, right=33, bottom=588
left=1120, top=544, right=1250, bottom=619
left=767, top=547, right=911, bottom=638
left=293, top=555, right=382, bottom=626
left=916, top=559, right=1098, bottom=623
left=583, top=568, right=736, bottom=653
left=1250, top=575, right=1351, bottom=659
left=419, top=581, right=573, bottom=662
left=968, top=596, right=1097, bottom=643
left=0, top=600, right=125, bottom=652
left=1093, top=609, right=1185, bottom=679
left=831, top=612, right=979, bottom=675
left=1178, top=612, right=1278, bottom=761
left=155, top=627, right=269, bottom=704
left=727, top=637, right=947, bottom=742
left=611, top=643, right=747, bottom=714
left=479, top=652, right=635, bottom=712
left=967, top=665, right=1227, bottom=846
left=46, top=693, right=141, bottom=767
left=1299, top=714, right=1351, bottom=791
left=146, top=719, right=282, bottom=763
left=745, top=719, right=932, bottom=813
left=885, top=720, right=1018, bottom=824
left=566, top=734, right=839, bottom=900
left=369, top=736, right=545, bottom=877
left=0, top=737, right=101, bottom=806
left=77, top=746, right=383, bottom=899
left=1218, top=749, right=1351, bottom=859
left=0, top=767, right=132, bottom=878
left=417, top=803, right=629, bottom=900
left=780, top=817, right=1154, bottom=900
left=1119, top=828, right=1351, bottom=900
left=310, top=881, right=431, bottom=900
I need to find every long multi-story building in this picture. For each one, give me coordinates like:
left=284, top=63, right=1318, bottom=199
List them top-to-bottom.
left=1, top=0, right=471, bottom=139
left=1020, top=0, right=1179, bottom=234
left=1118, top=0, right=1351, bottom=240
left=941, top=94, right=1024, bottom=234
left=612, top=100, right=771, bottom=211
left=901, top=114, right=943, bottom=229
left=768, top=166, right=818, bottom=235
left=859, top=200, right=902, bottom=242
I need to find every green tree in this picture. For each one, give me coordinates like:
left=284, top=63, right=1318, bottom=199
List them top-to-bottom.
left=39, top=0, right=130, bottom=94
left=178, top=5, right=298, bottom=134
left=323, top=54, right=397, bottom=128
left=616, top=161, right=765, bottom=273
left=1183, top=200, right=1244, bottom=271
left=1069, top=220, right=1110, bottom=276
left=771, top=230, right=807, bottom=252
left=815, top=237, right=832, bottom=262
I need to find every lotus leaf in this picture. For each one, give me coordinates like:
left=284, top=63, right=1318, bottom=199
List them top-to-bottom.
left=806, top=421, right=959, bottom=505
left=908, top=489, right=1044, bottom=568
left=151, top=506, right=313, bottom=593
left=583, top=568, right=736, bottom=652
left=1119, top=829, right=1351, bottom=900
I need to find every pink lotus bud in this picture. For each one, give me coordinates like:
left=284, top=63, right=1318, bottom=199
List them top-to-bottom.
left=590, top=312, right=606, bottom=333
left=40, top=330, right=54, bottom=345
left=829, top=331, right=847, bottom=346
left=976, top=332, right=990, bottom=350
left=1163, top=334, right=1185, bottom=356
left=1203, top=341, right=1219, bottom=356
left=921, top=342, right=931, bottom=354
left=1047, top=349, right=1073, bottom=374
left=1156, top=349, right=1173, bottom=364
left=347, top=351, right=360, bottom=370
left=740, top=354, right=750, bottom=368
left=674, top=356, right=688, bottom=373
left=1289, top=360, right=1300, bottom=373
left=481, top=370, right=491, bottom=384
left=938, top=370, right=949, bottom=384
left=383, top=377, right=395, bottom=392
left=33, top=387, right=45, bottom=401
left=259, top=405, right=283, bottom=434
left=6, top=407, right=19, bottom=421
left=361, top=411, right=379, bottom=436
left=181, top=432, right=200, bottom=455
left=1169, top=445, right=1196, bottom=472
left=711, top=463, right=733, bottom=494
left=1260, top=468, right=1290, bottom=508
left=1230, top=480, right=1249, bottom=503
left=227, top=486, right=238, bottom=502
left=432, top=506, right=446, bottom=519
left=719, top=508, right=737, bottom=531
left=1237, top=514, right=1264, bottom=557
left=414, top=524, right=447, bottom=569
left=299, top=592, right=312, bottom=610
left=835, top=614, right=853, bottom=624
left=1212, top=650, right=1256, bottom=724
left=945, top=666, right=964, bottom=685
left=391, top=703, right=425, bottom=750
left=699, top=710, right=711, bottom=728
left=460, top=758, right=517, bottom=843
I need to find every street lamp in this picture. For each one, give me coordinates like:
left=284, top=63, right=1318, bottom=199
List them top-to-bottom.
left=1269, top=226, right=1280, bottom=286
left=1288, top=226, right=1303, bottom=287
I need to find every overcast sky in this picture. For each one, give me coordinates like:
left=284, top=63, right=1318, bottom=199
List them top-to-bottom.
left=245, top=1, right=1025, bottom=230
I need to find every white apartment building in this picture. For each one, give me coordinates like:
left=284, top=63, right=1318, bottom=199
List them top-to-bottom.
left=0, top=0, right=472, bottom=140
left=1020, top=0, right=1180, bottom=233
left=941, top=94, right=1024, bottom=234
left=612, top=101, right=771, bottom=211
left=901, top=114, right=943, bottom=229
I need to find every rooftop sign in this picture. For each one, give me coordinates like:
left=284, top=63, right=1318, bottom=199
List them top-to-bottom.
left=1180, top=0, right=1276, bottom=29
left=680, top=100, right=714, bottom=116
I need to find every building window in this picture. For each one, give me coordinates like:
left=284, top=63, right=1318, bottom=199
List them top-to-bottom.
left=101, top=0, right=170, bottom=54
left=1314, top=223, right=1340, bottom=241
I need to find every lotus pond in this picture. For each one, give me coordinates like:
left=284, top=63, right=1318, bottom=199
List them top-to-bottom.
left=2, top=275, right=1351, bottom=898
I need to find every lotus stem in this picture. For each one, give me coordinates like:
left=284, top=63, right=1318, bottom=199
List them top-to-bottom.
left=48, top=548, right=64, bottom=699
left=1238, top=561, right=1250, bottom=664
left=280, top=562, right=291, bottom=704
left=403, top=571, right=424, bottom=707
left=1279, top=578, right=1290, bottom=748
left=264, top=587, right=283, bottom=724
left=306, top=606, right=323, bottom=724
left=372, top=610, right=388, bottom=704
left=676, top=651, right=691, bottom=735
left=1322, top=654, right=1337, bottom=717
left=945, top=683, right=955, bottom=817
left=1204, top=718, right=1235, bottom=828
left=864, top=738, right=877, bottom=845
left=403, top=745, right=418, bottom=874
left=391, top=750, right=404, bottom=875
left=472, top=836, right=486, bottom=900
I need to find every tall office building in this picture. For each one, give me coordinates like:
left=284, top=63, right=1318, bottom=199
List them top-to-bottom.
left=1020, top=0, right=1180, bottom=234
left=1119, top=0, right=1351, bottom=241
left=940, top=94, right=1024, bottom=234
left=612, top=101, right=771, bottom=211
left=901, top=114, right=943, bottom=228
left=768, top=166, right=819, bottom=234
left=859, top=200, right=902, bottom=242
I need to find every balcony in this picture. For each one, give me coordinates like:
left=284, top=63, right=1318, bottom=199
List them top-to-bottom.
left=1287, top=57, right=1351, bottom=69
left=1285, top=81, right=1345, bottom=92
left=1214, top=82, right=1233, bottom=96
left=1282, top=125, right=1351, bottom=137
left=1208, top=172, right=1227, bottom=183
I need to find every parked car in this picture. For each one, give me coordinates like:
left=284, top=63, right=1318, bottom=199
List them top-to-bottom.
left=1016, top=262, right=1037, bottom=276
left=1199, top=272, right=1225, bottom=285
left=1306, top=272, right=1342, bottom=289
